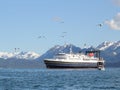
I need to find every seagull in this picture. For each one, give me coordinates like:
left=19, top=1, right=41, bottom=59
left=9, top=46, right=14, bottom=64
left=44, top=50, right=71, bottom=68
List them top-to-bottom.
left=53, top=17, right=64, bottom=24
left=61, top=21, right=64, bottom=23
left=97, top=24, right=103, bottom=27
left=62, top=32, right=67, bottom=34
left=61, top=35, right=65, bottom=38
left=38, top=36, right=46, bottom=39
left=38, top=36, right=42, bottom=38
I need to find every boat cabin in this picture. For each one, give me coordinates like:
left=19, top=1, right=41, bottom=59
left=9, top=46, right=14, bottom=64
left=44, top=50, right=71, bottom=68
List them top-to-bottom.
left=85, top=50, right=101, bottom=59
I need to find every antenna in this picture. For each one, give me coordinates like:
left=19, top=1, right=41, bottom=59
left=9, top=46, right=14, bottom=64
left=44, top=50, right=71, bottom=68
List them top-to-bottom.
left=70, top=45, right=72, bottom=54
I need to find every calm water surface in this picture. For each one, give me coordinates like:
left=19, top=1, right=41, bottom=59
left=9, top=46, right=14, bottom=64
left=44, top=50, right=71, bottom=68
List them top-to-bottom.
left=0, top=68, right=120, bottom=90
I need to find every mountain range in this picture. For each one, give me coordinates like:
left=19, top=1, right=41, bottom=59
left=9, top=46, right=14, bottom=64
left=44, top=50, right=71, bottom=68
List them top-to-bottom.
left=0, top=40, right=120, bottom=68
left=0, top=51, right=40, bottom=60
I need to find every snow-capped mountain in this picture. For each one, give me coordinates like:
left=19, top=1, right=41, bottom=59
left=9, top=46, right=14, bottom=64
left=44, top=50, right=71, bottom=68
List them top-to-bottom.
left=96, top=41, right=114, bottom=50
left=96, top=41, right=120, bottom=58
left=97, top=41, right=120, bottom=50
left=0, top=51, right=40, bottom=60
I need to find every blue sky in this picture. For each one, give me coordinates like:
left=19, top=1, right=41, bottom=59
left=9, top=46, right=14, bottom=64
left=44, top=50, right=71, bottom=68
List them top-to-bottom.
left=0, top=0, right=120, bottom=54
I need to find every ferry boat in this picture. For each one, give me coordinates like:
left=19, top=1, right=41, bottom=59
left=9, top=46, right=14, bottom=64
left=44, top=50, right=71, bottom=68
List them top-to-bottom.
left=44, top=50, right=105, bottom=70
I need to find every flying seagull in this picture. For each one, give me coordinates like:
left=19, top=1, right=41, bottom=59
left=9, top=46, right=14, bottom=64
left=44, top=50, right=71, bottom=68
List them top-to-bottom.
left=53, top=17, right=64, bottom=23
left=97, top=24, right=103, bottom=27
left=38, top=36, right=46, bottom=39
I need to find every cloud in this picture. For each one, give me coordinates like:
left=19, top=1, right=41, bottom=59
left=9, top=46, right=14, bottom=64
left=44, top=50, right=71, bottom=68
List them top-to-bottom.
left=112, top=0, right=120, bottom=6
left=105, top=13, right=120, bottom=30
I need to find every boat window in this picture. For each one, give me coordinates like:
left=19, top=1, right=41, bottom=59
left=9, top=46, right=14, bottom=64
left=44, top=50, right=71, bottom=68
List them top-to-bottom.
left=55, top=55, right=67, bottom=59
left=98, top=62, right=103, bottom=65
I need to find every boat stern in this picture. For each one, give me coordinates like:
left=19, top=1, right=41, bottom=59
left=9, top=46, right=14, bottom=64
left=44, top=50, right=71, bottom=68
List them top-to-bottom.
left=97, top=59, right=105, bottom=70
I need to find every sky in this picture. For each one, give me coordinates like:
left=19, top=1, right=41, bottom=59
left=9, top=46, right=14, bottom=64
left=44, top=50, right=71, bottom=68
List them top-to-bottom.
left=0, top=0, right=120, bottom=54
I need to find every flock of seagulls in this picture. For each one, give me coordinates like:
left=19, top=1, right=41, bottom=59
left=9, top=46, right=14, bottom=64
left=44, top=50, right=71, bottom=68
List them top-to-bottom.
left=11, top=15, right=106, bottom=53
left=37, top=16, right=104, bottom=40
left=13, top=17, right=104, bottom=52
left=38, top=32, right=67, bottom=40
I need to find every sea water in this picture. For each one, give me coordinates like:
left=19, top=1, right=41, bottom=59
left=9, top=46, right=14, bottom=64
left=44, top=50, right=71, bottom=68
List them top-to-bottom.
left=0, top=68, right=120, bottom=90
